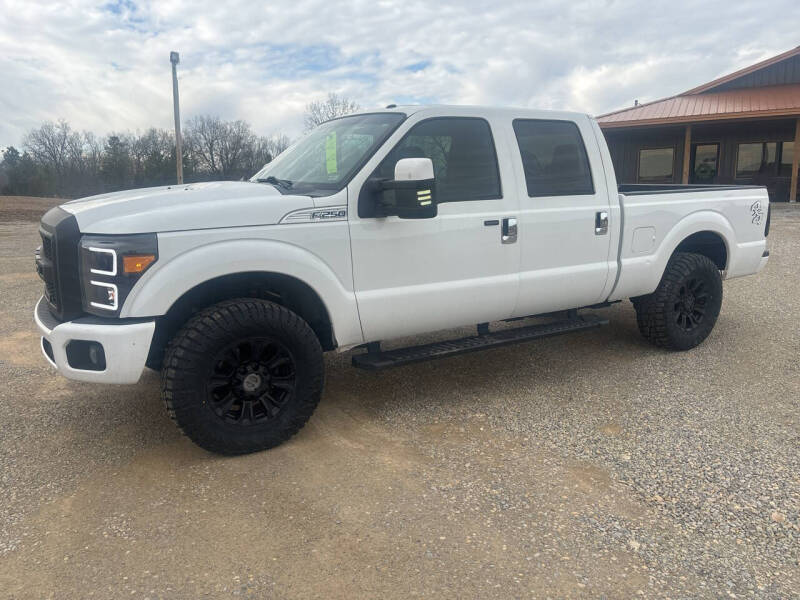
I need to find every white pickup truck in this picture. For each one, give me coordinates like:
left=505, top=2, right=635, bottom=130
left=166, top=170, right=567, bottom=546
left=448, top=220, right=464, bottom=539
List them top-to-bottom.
left=34, top=105, right=770, bottom=454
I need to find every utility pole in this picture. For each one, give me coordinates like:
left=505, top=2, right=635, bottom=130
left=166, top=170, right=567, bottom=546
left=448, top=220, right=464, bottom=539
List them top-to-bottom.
left=170, top=51, right=184, bottom=185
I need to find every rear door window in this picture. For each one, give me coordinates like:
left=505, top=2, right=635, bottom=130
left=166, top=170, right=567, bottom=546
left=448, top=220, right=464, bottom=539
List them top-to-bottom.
left=512, top=119, right=595, bottom=197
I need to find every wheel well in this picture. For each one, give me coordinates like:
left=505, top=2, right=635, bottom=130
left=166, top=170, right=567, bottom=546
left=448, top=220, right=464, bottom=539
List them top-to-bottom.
left=674, top=231, right=727, bottom=270
left=146, top=272, right=335, bottom=369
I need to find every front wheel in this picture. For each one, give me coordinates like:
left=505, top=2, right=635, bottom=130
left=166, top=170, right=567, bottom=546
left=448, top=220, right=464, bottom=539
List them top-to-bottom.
left=633, top=252, right=723, bottom=351
left=162, top=299, right=324, bottom=454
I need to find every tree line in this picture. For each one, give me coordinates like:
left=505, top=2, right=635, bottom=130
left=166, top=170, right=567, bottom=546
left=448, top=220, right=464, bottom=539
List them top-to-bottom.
left=0, top=93, right=359, bottom=199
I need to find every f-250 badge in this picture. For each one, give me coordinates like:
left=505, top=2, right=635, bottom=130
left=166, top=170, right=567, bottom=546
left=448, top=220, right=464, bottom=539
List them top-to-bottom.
left=750, top=201, right=764, bottom=225
left=311, top=209, right=347, bottom=220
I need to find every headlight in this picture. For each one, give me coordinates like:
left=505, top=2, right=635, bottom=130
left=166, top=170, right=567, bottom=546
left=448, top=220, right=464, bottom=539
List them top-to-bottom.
left=79, top=234, right=158, bottom=316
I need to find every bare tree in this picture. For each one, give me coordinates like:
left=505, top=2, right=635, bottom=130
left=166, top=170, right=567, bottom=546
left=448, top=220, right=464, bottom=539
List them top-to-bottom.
left=303, top=93, right=360, bottom=131
left=184, top=115, right=261, bottom=179
left=184, top=115, right=226, bottom=176
left=23, top=120, right=102, bottom=196
left=24, top=120, right=80, bottom=178
left=217, top=120, right=256, bottom=178
left=131, top=128, right=175, bottom=186
left=68, top=132, right=104, bottom=196
left=82, top=132, right=103, bottom=176
left=268, top=133, right=291, bottom=157
left=242, top=134, right=293, bottom=175
left=244, top=136, right=275, bottom=175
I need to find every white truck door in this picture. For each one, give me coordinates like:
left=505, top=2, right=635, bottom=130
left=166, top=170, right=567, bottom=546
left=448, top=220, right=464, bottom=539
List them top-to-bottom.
left=508, top=115, right=613, bottom=316
left=348, top=116, right=520, bottom=342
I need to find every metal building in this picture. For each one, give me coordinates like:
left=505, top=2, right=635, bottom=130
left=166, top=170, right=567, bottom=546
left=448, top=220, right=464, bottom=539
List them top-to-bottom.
left=598, top=45, right=800, bottom=202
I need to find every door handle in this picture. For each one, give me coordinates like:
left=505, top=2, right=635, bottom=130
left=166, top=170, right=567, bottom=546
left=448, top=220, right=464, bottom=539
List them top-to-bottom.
left=595, top=211, right=608, bottom=235
left=502, top=217, right=517, bottom=244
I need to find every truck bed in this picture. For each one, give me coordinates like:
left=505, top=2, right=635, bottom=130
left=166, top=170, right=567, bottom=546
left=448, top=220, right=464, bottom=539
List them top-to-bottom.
left=609, top=184, right=769, bottom=302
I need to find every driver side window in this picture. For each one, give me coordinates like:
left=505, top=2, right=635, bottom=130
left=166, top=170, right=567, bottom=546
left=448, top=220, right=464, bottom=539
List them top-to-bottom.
left=373, top=117, right=502, bottom=204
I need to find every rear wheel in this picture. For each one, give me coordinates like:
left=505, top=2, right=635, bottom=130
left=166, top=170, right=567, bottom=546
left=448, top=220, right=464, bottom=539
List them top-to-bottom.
left=633, top=252, right=723, bottom=351
left=162, top=298, right=324, bottom=454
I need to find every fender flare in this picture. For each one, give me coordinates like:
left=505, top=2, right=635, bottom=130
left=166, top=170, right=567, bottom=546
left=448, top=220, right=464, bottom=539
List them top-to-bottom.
left=611, top=210, right=735, bottom=301
left=659, top=210, right=734, bottom=269
left=120, top=238, right=364, bottom=348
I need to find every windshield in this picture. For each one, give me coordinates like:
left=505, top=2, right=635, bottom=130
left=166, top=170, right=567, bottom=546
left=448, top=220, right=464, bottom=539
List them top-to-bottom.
left=251, top=112, right=406, bottom=196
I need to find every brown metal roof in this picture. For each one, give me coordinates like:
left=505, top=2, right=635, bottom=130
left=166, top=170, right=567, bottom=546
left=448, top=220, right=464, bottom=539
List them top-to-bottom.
left=597, top=45, right=800, bottom=128
left=682, top=45, right=800, bottom=94
left=597, top=83, right=800, bottom=128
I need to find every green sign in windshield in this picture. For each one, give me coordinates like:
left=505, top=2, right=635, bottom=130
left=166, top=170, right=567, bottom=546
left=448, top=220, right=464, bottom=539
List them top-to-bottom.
left=325, top=132, right=338, bottom=177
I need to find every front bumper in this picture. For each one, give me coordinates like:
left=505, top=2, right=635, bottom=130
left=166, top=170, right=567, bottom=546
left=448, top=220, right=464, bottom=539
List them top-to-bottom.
left=34, top=297, right=155, bottom=384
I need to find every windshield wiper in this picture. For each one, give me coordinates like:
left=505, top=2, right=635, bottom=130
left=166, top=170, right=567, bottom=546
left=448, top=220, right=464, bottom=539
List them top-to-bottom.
left=256, top=176, right=293, bottom=190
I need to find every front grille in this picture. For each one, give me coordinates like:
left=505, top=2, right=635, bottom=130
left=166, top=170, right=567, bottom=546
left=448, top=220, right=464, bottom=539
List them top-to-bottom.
left=37, top=207, right=83, bottom=321
left=38, top=229, right=59, bottom=310
left=41, top=232, right=54, bottom=260
left=44, top=278, right=59, bottom=307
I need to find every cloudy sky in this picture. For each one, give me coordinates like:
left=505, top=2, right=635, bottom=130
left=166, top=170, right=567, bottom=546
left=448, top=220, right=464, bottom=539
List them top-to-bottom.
left=0, top=0, right=798, bottom=148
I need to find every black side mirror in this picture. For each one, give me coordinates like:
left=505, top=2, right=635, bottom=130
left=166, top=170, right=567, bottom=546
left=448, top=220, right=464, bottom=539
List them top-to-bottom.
left=379, top=158, right=437, bottom=219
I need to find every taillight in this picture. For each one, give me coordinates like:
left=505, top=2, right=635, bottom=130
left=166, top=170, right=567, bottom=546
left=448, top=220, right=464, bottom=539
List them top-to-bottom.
left=765, top=204, right=771, bottom=237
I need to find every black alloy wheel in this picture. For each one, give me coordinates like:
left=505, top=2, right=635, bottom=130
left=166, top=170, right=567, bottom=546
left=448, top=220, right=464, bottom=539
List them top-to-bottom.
left=672, top=277, right=709, bottom=332
left=208, top=338, right=297, bottom=425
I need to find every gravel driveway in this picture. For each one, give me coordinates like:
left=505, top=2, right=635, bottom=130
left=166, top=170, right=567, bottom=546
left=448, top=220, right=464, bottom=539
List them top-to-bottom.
left=0, top=203, right=798, bottom=598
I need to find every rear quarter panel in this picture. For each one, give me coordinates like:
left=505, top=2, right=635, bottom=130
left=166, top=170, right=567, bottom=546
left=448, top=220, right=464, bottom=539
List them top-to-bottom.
left=610, top=187, right=768, bottom=301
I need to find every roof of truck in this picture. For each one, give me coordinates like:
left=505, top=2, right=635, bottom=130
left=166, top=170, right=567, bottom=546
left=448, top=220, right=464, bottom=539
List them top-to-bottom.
left=351, top=104, right=593, bottom=121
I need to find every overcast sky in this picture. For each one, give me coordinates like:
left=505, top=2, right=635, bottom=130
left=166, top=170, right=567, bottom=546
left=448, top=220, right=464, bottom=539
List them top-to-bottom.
left=1, top=0, right=798, bottom=148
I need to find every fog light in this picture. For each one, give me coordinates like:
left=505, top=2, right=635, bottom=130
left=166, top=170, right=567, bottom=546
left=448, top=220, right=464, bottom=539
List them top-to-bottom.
left=66, top=340, right=106, bottom=371
left=89, top=343, right=102, bottom=366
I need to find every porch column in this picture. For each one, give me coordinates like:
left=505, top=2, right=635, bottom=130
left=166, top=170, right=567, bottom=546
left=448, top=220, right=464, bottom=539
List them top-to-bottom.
left=790, top=117, right=800, bottom=203
left=681, top=124, right=692, bottom=184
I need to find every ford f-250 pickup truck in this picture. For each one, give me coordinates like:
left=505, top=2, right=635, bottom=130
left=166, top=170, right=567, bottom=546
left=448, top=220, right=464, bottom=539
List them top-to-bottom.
left=34, top=105, right=770, bottom=454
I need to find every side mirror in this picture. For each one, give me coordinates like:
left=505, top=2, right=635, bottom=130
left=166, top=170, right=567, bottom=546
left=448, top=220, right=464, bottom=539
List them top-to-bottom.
left=379, top=157, right=437, bottom=219
left=394, top=157, right=434, bottom=182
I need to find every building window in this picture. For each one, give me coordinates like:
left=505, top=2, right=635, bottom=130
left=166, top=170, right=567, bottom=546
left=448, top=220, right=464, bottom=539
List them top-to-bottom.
left=512, top=119, right=594, bottom=197
left=779, top=141, right=795, bottom=178
left=736, top=142, right=777, bottom=179
left=692, top=144, right=719, bottom=183
left=638, top=148, right=674, bottom=183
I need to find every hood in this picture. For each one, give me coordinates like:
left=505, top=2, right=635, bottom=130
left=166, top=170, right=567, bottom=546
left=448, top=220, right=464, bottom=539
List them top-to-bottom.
left=61, top=181, right=314, bottom=234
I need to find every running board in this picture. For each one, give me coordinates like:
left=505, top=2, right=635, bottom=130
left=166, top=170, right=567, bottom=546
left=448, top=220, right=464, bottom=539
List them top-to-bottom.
left=352, top=314, right=608, bottom=370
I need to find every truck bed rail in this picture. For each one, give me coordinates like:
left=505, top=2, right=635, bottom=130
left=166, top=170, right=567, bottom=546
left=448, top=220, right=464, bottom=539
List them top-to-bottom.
left=618, top=183, right=762, bottom=196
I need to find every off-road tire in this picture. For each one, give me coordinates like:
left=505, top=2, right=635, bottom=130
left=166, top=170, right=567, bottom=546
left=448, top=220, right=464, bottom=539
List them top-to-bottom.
left=633, top=252, right=723, bottom=351
left=162, top=298, right=324, bottom=454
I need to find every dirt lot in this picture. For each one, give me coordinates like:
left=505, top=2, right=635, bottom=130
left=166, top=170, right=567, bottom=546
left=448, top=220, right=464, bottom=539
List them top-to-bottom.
left=0, top=196, right=63, bottom=221
left=0, top=197, right=798, bottom=598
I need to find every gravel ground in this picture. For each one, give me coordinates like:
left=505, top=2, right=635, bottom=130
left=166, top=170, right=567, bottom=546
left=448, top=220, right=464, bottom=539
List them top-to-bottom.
left=0, top=204, right=798, bottom=598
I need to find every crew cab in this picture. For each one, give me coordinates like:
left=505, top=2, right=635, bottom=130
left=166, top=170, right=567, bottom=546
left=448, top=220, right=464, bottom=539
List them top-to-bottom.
left=34, top=105, right=770, bottom=454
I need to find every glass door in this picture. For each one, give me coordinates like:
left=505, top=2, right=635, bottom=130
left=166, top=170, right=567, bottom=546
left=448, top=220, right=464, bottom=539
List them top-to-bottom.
left=690, top=143, right=720, bottom=184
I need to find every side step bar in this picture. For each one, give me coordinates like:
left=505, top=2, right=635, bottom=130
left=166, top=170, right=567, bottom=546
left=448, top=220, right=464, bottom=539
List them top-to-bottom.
left=352, top=314, right=608, bottom=371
